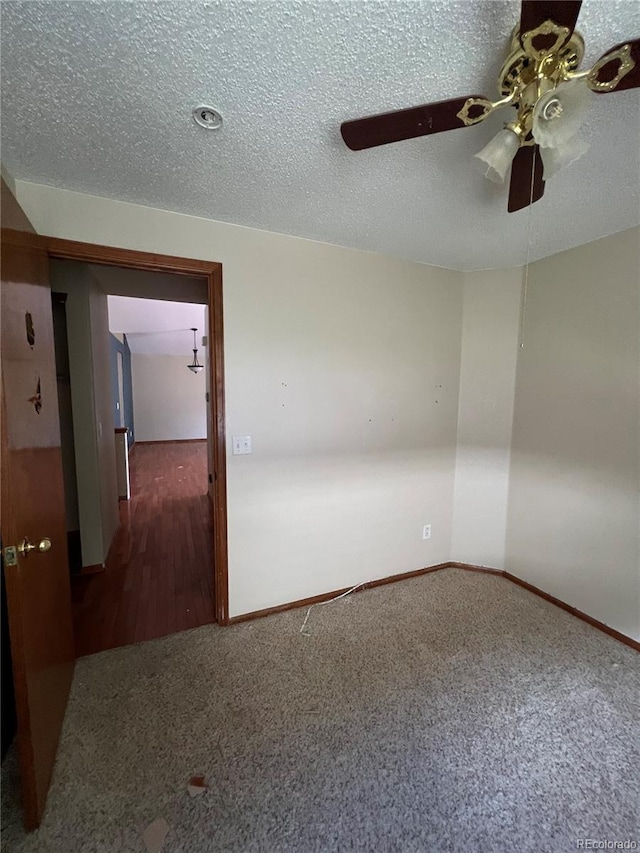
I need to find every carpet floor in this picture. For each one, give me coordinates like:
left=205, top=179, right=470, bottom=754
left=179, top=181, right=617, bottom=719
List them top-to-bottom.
left=2, top=568, right=639, bottom=852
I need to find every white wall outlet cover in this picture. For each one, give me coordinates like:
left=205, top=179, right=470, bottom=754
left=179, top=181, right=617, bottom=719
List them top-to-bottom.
left=232, top=435, right=252, bottom=455
left=422, top=524, right=431, bottom=540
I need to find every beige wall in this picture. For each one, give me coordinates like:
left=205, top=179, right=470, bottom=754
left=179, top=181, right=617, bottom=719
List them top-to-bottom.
left=23, top=181, right=639, bottom=639
left=20, top=182, right=464, bottom=617
left=505, top=227, right=640, bottom=641
left=225, top=243, right=462, bottom=613
left=50, top=260, right=120, bottom=568
left=452, top=268, right=522, bottom=568
left=132, top=354, right=207, bottom=442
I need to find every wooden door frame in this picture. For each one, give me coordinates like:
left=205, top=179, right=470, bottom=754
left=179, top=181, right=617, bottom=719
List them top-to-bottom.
left=43, top=237, right=229, bottom=625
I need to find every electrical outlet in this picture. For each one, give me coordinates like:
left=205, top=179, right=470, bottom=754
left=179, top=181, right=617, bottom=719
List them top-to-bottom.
left=232, top=435, right=252, bottom=455
left=422, top=524, right=431, bottom=540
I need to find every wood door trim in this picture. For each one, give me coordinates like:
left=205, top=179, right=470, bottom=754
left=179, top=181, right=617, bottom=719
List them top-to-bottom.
left=1, top=228, right=43, bottom=252
left=42, top=237, right=221, bottom=276
left=43, top=237, right=229, bottom=625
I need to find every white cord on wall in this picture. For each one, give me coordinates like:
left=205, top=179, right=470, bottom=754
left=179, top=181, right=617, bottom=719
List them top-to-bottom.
left=300, top=582, right=368, bottom=637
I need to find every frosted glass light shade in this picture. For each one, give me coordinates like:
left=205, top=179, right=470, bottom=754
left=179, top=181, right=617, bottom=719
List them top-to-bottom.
left=533, top=80, right=590, bottom=148
left=474, top=129, right=520, bottom=184
left=540, top=135, right=590, bottom=179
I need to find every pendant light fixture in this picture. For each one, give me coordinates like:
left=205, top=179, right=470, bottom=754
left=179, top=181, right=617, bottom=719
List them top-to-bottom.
left=187, top=327, right=204, bottom=374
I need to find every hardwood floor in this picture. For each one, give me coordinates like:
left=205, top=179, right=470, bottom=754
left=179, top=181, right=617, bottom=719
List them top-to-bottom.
left=71, top=441, right=215, bottom=657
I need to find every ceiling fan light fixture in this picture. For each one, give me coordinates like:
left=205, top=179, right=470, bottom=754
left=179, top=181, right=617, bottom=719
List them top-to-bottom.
left=340, top=2, right=639, bottom=212
left=532, top=79, right=590, bottom=148
left=474, top=128, right=520, bottom=184
left=540, top=135, right=590, bottom=179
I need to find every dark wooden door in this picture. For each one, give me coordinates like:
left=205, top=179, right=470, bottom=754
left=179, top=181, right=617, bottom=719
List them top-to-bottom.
left=1, top=179, right=75, bottom=829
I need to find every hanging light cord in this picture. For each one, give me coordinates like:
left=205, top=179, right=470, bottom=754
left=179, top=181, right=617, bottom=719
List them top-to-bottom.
left=519, top=145, right=539, bottom=350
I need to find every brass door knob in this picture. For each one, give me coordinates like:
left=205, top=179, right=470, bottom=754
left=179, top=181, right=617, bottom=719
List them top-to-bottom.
left=17, top=537, right=52, bottom=557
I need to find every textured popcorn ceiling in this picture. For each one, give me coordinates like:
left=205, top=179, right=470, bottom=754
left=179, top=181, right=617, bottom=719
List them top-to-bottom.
left=1, top=1, right=639, bottom=270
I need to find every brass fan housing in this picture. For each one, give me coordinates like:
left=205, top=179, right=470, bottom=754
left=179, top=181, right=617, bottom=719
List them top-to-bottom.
left=496, top=25, right=585, bottom=143
left=499, top=27, right=585, bottom=97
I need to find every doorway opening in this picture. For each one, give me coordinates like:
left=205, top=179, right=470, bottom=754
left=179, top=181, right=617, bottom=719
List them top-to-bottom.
left=44, top=239, right=228, bottom=655
left=51, top=291, right=83, bottom=574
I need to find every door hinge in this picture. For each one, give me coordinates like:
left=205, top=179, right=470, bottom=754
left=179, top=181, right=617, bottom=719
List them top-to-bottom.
left=206, top=392, right=210, bottom=403
left=208, top=473, right=213, bottom=484
left=3, top=546, right=18, bottom=567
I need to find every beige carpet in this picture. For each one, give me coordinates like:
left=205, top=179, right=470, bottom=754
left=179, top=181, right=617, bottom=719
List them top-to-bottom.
left=2, top=568, right=639, bottom=852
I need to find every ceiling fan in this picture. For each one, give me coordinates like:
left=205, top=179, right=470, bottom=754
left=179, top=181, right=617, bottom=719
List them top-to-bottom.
left=340, top=2, right=640, bottom=212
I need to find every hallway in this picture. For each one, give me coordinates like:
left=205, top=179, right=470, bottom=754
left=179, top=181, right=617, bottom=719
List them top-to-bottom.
left=71, top=441, right=215, bottom=657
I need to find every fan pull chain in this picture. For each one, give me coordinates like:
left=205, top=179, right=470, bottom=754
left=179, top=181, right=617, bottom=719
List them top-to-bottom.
left=519, top=145, right=539, bottom=350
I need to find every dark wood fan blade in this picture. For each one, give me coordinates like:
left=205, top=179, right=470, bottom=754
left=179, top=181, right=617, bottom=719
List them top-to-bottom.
left=520, top=1, right=582, bottom=52
left=588, top=39, right=640, bottom=93
left=340, top=95, right=489, bottom=151
left=508, top=145, right=545, bottom=213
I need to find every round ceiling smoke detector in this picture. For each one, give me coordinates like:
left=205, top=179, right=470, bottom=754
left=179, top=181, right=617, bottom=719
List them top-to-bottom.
left=192, top=105, right=223, bottom=130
